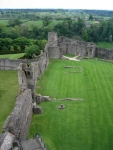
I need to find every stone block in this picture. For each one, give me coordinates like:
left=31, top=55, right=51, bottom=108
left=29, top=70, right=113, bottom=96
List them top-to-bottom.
left=33, top=106, right=43, bottom=114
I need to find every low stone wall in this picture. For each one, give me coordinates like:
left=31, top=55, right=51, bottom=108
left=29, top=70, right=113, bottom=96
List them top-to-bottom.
left=95, top=47, right=113, bottom=59
left=0, top=50, right=49, bottom=71
left=0, top=58, right=22, bottom=70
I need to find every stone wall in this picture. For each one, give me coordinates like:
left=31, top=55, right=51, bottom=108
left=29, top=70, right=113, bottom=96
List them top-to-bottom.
left=47, top=32, right=113, bottom=60
left=47, top=33, right=96, bottom=59
left=58, top=36, right=96, bottom=58
left=0, top=45, right=49, bottom=149
left=48, top=46, right=61, bottom=58
left=95, top=47, right=113, bottom=59
left=0, top=49, right=49, bottom=71
left=0, top=58, right=22, bottom=70
left=0, top=58, right=36, bottom=70
left=2, top=89, right=33, bottom=140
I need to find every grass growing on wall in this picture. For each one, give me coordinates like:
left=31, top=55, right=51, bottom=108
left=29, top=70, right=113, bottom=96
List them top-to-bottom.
left=0, top=53, right=25, bottom=59
left=28, top=59, right=113, bottom=150
left=0, top=71, right=19, bottom=132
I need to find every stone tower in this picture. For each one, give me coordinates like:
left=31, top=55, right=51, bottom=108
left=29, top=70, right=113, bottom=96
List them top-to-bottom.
left=48, top=32, right=61, bottom=59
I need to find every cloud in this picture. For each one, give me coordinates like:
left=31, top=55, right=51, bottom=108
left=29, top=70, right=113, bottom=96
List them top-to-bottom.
left=0, top=0, right=113, bottom=10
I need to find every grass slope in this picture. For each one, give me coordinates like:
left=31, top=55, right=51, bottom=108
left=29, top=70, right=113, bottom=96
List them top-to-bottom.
left=0, top=53, right=24, bottom=59
left=28, top=59, right=113, bottom=150
left=0, top=71, right=19, bottom=132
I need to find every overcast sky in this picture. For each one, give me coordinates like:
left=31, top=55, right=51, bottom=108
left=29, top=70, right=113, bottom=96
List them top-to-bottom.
left=0, top=0, right=113, bottom=10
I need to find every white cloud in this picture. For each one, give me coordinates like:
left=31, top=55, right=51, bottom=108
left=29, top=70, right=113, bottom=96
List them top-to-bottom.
left=0, top=0, right=113, bottom=10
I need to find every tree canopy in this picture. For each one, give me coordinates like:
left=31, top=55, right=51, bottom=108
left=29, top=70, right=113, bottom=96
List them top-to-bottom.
left=25, top=45, right=40, bottom=59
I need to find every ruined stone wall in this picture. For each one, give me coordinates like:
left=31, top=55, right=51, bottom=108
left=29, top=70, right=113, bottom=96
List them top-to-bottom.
left=57, top=35, right=113, bottom=60
left=58, top=36, right=96, bottom=58
left=0, top=46, right=49, bottom=149
left=48, top=46, right=61, bottom=58
left=95, top=47, right=113, bottom=59
left=0, top=58, right=36, bottom=70
left=0, top=58, right=22, bottom=70
left=2, top=89, right=33, bottom=140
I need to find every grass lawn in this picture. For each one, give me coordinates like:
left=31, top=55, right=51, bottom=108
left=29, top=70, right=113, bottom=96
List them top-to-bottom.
left=0, top=19, right=9, bottom=26
left=24, top=20, right=43, bottom=29
left=47, top=20, right=63, bottom=29
left=97, top=42, right=113, bottom=49
left=0, top=53, right=25, bottom=59
left=28, top=59, right=113, bottom=150
left=0, top=71, right=19, bottom=132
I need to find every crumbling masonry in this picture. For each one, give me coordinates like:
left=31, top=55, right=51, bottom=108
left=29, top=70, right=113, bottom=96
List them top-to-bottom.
left=47, top=32, right=113, bottom=60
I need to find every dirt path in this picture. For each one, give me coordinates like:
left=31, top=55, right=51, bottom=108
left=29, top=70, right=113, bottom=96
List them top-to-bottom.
left=63, top=55, right=80, bottom=61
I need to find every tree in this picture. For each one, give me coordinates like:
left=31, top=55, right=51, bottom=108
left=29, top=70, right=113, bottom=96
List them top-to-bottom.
left=89, top=14, right=93, bottom=20
left=43, top=17, right=51, bottom=27
left=77, top=18, right=85, bottom=35
left=8, top=19, right=22, bottom=27
left=20, top=25, right=29, bottom=38
left=82, top=28, right=88, bottom=41
left=109, top=35, right=112, bottom=42
left=38, top=40, right=47, bottom=50
left=25, top=45, right=40, bottom=59
left=10, top=46, right=14, bottom=52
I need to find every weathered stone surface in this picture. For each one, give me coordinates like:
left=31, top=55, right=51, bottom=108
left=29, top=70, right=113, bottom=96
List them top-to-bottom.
left=47, top=32, right=96, bottom=59
left=47, top=32, right=113, bottom=60
left=0, top=43, right=50, bottom=148
left=48, top=46, right=61, bottom=58
left=95, top=47, right=113, bottom=59
left=0, top=49, right=49, bottom=71
left=18, top=50, right=49, bottom=102
left=2, top=89, right=33, bottom=140
left=35, top=94, right=51, bottom=104
left=58, top=104, right=65, bottom=109
left=33, top=106, right=43, bottom=114
left=0, top=132, right=15, bottom=150
left=0, top=132, right=8, bottom=146
left=21, top=135, right=47, bottom=150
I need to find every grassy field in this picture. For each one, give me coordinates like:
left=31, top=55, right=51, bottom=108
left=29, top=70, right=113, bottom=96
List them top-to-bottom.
left=0, top=19, right=9, bottom=26
left=23, top=20, right=43, bottom=29
left=47, top=20, right=63, bottom=29
left=97, top=42, right=113, bottom=49
left=0, top=53, right=25, bottom=59
left=28, top=59, right=113, bottom=150
left=0, top=71, right=19, bottom=132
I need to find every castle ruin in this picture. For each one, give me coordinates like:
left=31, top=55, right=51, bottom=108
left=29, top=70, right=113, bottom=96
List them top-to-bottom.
left=0, top=32, right=113, bottom=149
left=47, top=32, right=113, bottom=60
left=48, top=32, right=96, bottom=59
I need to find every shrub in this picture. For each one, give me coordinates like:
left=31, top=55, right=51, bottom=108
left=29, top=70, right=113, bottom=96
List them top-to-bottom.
left=25, top=45, right=40, bottom=59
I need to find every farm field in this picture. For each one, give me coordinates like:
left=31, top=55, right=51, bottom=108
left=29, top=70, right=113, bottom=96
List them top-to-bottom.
left=0, top=19, right=9, bottom=26
left=0, top=19, right=29, bottom=26
left=23, top=20, right=43, bottom=29
left=47, top=20, right=63, bottom=28
left=97, top=42, right=113, bottom=49
left=0, top=53, right=25, bottom=59
left=28, top=59, right=113, bottom=150
left=0, top=71, right=18, bottom=132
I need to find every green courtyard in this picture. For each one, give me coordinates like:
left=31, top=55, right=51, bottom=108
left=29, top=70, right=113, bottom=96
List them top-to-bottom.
left=28, top=59, right=113, bottom=150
